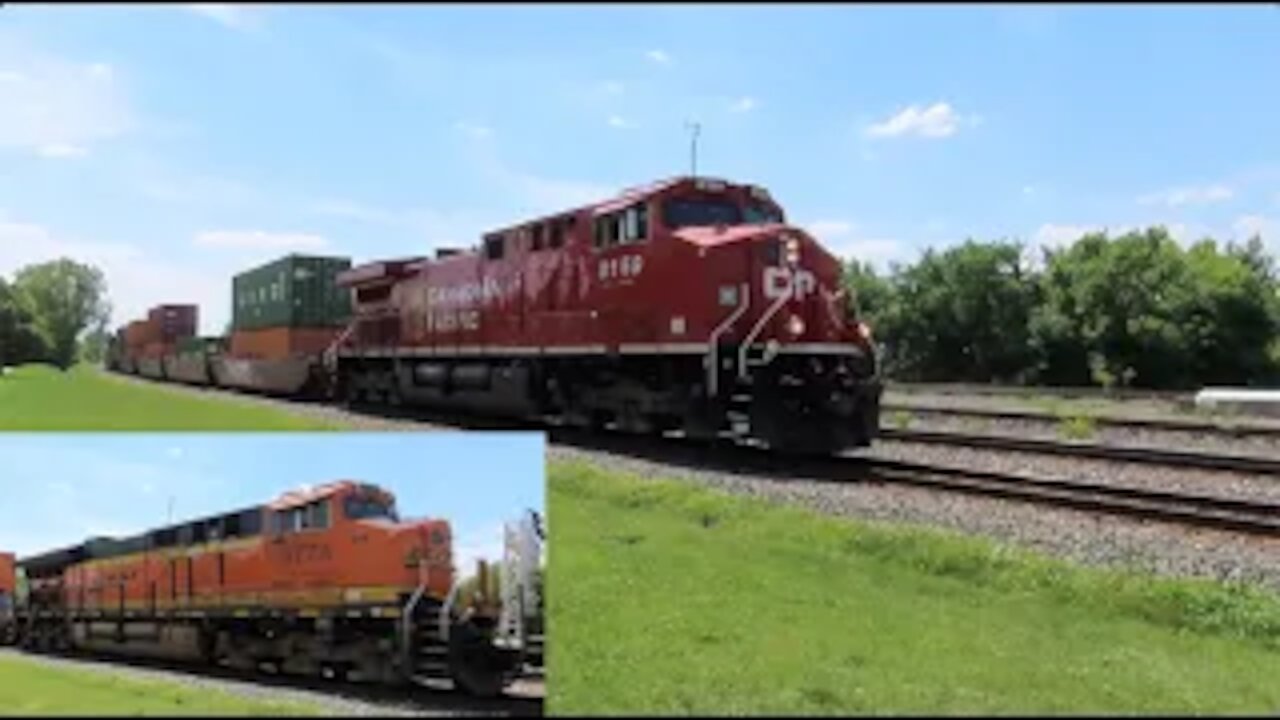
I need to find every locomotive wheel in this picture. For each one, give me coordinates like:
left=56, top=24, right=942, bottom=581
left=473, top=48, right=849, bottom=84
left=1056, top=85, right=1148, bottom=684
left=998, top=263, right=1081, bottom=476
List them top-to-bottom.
left=447, top=621, right=510, bottom=699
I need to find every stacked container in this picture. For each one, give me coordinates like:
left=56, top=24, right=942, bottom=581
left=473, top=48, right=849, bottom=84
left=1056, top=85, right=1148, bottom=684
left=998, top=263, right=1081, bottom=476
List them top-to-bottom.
left=228, top=254, right=353, bottom=359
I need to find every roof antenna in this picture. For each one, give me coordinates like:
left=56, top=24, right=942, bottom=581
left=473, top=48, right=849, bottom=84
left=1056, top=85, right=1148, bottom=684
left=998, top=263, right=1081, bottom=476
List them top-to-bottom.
left=684, top=120, right=701, bottom=179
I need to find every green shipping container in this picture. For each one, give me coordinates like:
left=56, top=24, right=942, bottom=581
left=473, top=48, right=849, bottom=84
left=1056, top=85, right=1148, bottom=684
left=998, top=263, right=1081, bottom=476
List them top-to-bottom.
left=231, top=254, right=354, bottom=332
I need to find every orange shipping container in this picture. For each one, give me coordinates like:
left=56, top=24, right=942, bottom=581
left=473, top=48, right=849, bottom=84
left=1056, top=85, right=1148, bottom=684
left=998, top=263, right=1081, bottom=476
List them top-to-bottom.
left=229, top=327, right=342, bottom=360
left=0, top=552, right=14, bottom=595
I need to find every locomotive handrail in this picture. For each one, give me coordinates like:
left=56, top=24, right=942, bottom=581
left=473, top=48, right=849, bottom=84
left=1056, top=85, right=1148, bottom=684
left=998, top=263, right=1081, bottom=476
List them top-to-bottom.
left=738, top=282, right=791, bottom=380
left=706, top=283, right=750, bottom=397
left=322, top=320, right=358, bottom=371
left=439, top=580, right=463, bottom=645
left=401, top=581, right=427, bottom=671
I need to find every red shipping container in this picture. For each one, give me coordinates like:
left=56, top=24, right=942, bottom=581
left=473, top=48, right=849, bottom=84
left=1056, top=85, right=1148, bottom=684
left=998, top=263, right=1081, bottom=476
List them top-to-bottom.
left=148, top=304, right=198, bottom=342
left=228, top=327, right=343, bottom=360
left=0, top=552, right=14, bottom=595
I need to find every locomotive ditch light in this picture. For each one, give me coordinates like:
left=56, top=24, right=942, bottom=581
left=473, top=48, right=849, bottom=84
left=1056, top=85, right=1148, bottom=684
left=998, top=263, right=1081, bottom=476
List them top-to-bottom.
left=782, top=236, right=801, bottom=267
left=787, top=314, right=806, bottom=337
left=856, top=321, right=874, bottom=342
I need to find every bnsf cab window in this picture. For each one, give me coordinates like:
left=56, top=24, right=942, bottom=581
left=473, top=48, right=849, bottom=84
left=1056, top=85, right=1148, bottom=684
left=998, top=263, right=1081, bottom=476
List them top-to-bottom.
left=345, top=493, right=400, bottom=522
left=274, top=499, right=331, bottom=534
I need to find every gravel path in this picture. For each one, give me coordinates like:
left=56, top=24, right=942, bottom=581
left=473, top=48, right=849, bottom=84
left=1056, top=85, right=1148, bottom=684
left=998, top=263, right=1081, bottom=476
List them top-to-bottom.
left=885, top=404, right=1280, bottom=457
left=548, top=444, right=1280, bottom=594
left=0, top=649, right=542, bottom=716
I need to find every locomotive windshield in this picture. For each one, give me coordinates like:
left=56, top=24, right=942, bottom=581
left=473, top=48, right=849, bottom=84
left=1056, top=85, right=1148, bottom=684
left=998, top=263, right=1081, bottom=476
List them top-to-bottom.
left=664, top=198, right=783, bottom=228
left=345, top=487, right=400, bottom=522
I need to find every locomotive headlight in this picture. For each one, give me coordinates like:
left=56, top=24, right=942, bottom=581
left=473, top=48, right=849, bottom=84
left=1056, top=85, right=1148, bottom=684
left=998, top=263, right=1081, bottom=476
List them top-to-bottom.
left=782, top=236, right=801, bottom=266
left=787, top=314, right=806, bottom=336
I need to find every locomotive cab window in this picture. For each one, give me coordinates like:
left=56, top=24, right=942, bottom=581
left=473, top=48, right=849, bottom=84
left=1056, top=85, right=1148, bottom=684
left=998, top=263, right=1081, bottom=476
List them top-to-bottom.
left=484, top=234, right=505, bottom=261
left=344, top=491, right=400, bottom=522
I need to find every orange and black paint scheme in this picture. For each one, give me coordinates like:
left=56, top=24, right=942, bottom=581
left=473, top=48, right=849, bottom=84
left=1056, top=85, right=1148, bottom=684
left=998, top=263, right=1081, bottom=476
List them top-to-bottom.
left=7, top=481, right=529, bottom=697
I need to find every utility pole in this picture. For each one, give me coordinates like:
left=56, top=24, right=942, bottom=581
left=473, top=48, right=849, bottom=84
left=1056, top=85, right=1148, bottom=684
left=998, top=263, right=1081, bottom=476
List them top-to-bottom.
left=685, top=121, right=701, bottom=178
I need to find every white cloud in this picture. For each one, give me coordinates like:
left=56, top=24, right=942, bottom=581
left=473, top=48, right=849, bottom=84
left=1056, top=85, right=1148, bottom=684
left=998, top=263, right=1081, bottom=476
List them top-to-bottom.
left=185, top=4, right=264, bottom=31
left=0, top=39, right=132, bottom=155
left=645, top=49, right=672, bottom=65
left=601, top=81, right=624, bottom=95
left=729, top=96, right=757, bottom=113
left=865, top=102, right=966, bottom=139
left=607, top=115, right=635, bottom=129
left=454, top=121, right=493, bottom=139
left=37, top=142, right=88, bottom=158
left=1137, top=184, right=1233, bottom=208
left=1022, top=185, right=1036, bottom=196
left=309, top=199, right=498, bottom=251
left=0, top=212, right=228, bottom=335
left=1233, top=215, right=1278, bottom=243
left=804, top=219, right=909, bottom=270
left=806, top=220, right=855, bottom=240
left=193, top=230, right=330, bottom=251
left=166, top=447, right=185, bottom=460
left=453, top=523, right=506, bottom=578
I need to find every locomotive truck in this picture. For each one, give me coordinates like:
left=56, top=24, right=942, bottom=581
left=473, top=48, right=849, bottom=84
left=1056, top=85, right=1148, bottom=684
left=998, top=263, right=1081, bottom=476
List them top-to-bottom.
left=105, top=176, right=882, bottom=454
left=2, top=481, right=544, bottom=698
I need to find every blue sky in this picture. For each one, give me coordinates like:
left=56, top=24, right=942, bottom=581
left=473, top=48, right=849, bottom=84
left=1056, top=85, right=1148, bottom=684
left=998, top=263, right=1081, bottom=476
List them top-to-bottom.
left=0, top=4, right=1277, bottom=334
left=0, top=433, right=545, bottom=572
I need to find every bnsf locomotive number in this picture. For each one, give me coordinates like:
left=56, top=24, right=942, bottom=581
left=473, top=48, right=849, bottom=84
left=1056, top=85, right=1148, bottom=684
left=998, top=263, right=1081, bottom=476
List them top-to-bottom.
left=598, top=254, right=644, bottom=281
left=278, top=543, right=333, bottom=566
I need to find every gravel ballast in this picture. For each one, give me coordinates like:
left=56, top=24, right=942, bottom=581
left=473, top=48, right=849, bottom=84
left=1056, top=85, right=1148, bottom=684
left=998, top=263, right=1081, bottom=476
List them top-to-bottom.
left=548, top=444, right=1280, bottom=594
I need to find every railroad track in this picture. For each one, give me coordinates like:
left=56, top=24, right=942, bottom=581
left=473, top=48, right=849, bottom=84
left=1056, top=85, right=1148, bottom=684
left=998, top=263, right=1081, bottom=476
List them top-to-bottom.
left=882, top=402, right=1280, bottom=439
left=879, top=427, right=1280, bottom=475
left=857, top=456, right=1280, bottom=537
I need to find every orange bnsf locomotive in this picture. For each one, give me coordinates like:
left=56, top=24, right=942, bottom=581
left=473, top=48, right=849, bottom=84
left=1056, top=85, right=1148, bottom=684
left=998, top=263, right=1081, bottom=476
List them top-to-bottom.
left=336, top=176, right=882, bottom=454
left=4, top=482, right=543, bottom=697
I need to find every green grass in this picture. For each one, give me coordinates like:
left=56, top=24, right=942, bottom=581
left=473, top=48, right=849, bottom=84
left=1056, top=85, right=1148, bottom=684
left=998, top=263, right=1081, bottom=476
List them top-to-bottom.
left=0, top=364, right=338, bottom=430
left=1056, top=414, right=1097, bottom=441
left=548, top=460, right=1280, bottom=715
left=0, top=655, right=321, bottom=715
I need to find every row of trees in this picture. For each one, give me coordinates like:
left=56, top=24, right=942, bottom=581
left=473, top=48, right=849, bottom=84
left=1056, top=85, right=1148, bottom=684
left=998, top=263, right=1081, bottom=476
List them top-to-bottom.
left=846, top=227, right=1280, bottom=390
left=0, top=259, right=112, bottom=370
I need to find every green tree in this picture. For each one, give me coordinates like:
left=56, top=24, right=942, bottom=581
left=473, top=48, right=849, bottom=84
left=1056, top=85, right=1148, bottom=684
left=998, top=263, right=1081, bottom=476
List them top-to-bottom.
left=886, top=239, right=1038, bottom=382
left=12, top=259, right=111, bottom=370
left=0, top=277, right=50, bottom=368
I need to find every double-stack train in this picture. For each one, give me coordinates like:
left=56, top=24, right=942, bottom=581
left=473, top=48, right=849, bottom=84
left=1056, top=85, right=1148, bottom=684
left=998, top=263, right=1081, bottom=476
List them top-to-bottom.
left=106, top=176, right=882, bottom=454
left=0, top=482, right=545, bottom=698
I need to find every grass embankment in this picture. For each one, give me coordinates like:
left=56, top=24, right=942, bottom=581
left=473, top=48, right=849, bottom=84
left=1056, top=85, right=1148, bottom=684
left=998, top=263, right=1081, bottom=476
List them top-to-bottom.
left=0, top=364, right=336, bottom=430
left=548, top=460, right=1280, bottom=715
left=0, top=654, right=319, bottom=715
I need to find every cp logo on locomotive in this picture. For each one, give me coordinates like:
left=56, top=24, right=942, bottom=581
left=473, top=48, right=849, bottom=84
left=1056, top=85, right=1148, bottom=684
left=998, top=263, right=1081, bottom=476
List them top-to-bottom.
left=763, top=266, right=817, bottom=301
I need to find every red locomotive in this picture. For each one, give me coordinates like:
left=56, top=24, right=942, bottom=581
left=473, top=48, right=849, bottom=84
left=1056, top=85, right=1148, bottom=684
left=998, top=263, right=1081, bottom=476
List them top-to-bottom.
left=103, top=176, right=882, bottom=453
left=336, top=176, right=881, bottom=453
left=4, top=482, right=544, bottom=697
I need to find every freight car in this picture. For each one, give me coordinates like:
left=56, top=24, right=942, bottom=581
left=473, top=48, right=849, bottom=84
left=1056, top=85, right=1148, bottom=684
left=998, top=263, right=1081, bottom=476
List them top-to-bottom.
left=335, top=176, right=881, bottom=453
left=6, top=481, right=543, bottom=697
